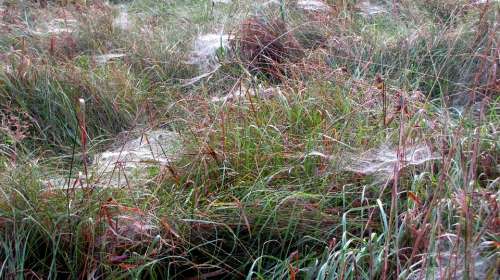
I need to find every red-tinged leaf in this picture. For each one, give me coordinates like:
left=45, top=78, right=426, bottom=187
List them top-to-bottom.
left=408, top=191, right=421, bottom=205
left=119, top=205, right=143, bottom=214
left=160, top=218, right=180, bottom=238
left=289, top=250, right=299, bottom=262
left=289, top=250, right=299, bottom=280
left=108, top=254, right=128, bottom=264
left=118, top=263, right=138, bottom=270
left=289, top=264, right=297, bottom=280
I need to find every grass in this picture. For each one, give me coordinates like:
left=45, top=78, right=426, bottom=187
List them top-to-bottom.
left=0, top=0, right=499, bottom=279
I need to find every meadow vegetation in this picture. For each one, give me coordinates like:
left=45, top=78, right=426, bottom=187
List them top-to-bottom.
left=0, top=0, right=498, bottom=279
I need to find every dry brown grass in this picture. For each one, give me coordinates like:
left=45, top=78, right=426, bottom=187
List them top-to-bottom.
left=231, top=17, right=304, bottom=81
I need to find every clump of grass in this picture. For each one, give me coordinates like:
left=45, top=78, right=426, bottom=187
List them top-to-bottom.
left=231, top=16, right=304, bottom=81
left=0, top=56, right=135, bottom=151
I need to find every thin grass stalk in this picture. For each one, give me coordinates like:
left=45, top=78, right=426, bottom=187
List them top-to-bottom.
left=77, top=98, right=89, bottom=188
